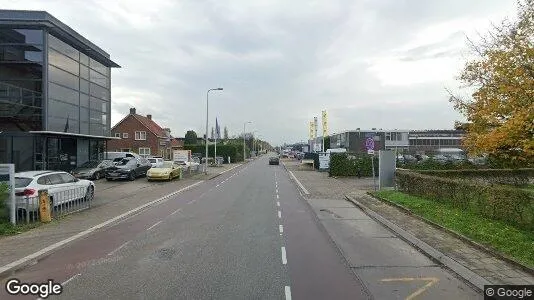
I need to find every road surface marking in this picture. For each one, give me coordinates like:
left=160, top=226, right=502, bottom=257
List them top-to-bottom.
left=287, top=170, right=310, bottom=195
left=0, top=181, right=204, bottom=277
left=216, top=184, right=220, bottom=187
left=276, top=188, right=278, bottom=193
left=277, top=195, right=279, bottom=199
left=187, top=199, right=197, bottom=204
left=277, top=201, right=280, bottom=207
left=170, top=208, right=182, bottom=216
left=278, top=211, right=282, bottom=219
left=146, top=220, right=162, bottom=231
left=279, top=225, right=283, bottom=233
left=107, top=241, right=131, bottom=256
left=281, top=247, right=287, bottom=264
left=62, top=273, right=82, bottom=286
left=380, top=277, right=439, bottom=300
left=285, top=286, right=292, bottom=300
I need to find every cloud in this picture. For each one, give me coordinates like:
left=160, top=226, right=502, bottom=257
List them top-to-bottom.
left=0, top=0, right=518, bottom=144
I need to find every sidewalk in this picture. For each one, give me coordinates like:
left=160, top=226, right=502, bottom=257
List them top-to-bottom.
left=282, top=160, right=534, bottom=287
left=0, top=163, right=240, bottom=277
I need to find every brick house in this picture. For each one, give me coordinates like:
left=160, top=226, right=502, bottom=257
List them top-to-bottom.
left=107, top=107, right=173, bottom=158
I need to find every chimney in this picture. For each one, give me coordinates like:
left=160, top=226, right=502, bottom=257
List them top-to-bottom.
left=129, top=107, right=136, bottom=115
left=147, top=114, right=152, bottom=120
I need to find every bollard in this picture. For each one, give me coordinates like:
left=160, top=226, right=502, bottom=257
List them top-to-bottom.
left=39, top=190, right=52, bottom=223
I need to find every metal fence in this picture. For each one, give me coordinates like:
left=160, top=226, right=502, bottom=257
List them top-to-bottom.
left=14, top=186, right=92, bottom=224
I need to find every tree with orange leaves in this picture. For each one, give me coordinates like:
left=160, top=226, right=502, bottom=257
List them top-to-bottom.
left=450, top=0, right=534, bottom=165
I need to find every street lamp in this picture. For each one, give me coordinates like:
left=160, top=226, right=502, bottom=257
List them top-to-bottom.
left=205, top=87, right=223, bottom=174
left=243, top=121, right=252, bottom=161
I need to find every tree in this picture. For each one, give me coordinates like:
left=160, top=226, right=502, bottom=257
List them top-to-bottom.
left=450, top=0, right=534, bottom=164
left=223, top=126, right=229, bottom=140
left=184, top=130, right=198, bottom=145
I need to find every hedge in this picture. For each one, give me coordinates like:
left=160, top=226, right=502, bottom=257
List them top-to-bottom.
left=183, top=144, right=244, bottom=163
left=329, top=153, right=378, bottom=177
left=399, top=159, right=481, bottom=171
left=416, top=168, right=534, bottom=187
left=396, top=169, right=534, bottom=230
left=0, top=183, right=8, bottom=223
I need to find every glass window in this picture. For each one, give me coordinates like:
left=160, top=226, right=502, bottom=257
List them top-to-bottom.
left=0, top=29, right=43, bottom=44
left=48, top=34, right=79, bottom=61
left=0, top=45, right=43, bottom=63
left=48, top=49, right=79, bottom=75
left=80, top=52, right=89, bottom=66
left=89, top=58, right=108, bottom=76
left=49, top=65, right=79, bottom=90
left=80, top=66, right=89, bottom=80
left=90, top=69, right=108, bottom=88
left=80, top=79, right=89, bottom=94
left=48, top=82, right=78, bottom=105
left=89, top=83, right=109, bottom=100
left=80, top=93, right=89, bottom=107
left=89, top=97, right=106, bottom=112
left=48, top=99, right=80, bottom=120
left=80, top=107, right=89, bottom=123
left=89, top=110, right=102, bottom=124
left=102, top=113, right=107, bottom=125
left=80, top=121, right=89, bottom=135
left=90, top=123, right=105, bottom=136
left=135, top=131, right=147, bottom=140
left=115, top=133, right=121, bottom=138
left=122, top=133, right=128, bottom=138
left=385, top=133, right=390, bottom=141
left=139, top=147, right=151, bottom=156
left=58, top=173, right=76, bottom=183
left=47, top=174, right=63, bottom=185
left=36, top=176, right=51, bottom=185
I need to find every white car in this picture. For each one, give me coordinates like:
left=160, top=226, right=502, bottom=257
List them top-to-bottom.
left=147, top=157, right=164, bottom=168
left=13, top=170, right=95, bottom=212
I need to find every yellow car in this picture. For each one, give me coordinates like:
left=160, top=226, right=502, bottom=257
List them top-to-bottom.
left=147, top=161, right=182, bottom=181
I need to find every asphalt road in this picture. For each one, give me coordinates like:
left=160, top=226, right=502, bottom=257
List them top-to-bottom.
left=1, top=155, right=479, bottom=299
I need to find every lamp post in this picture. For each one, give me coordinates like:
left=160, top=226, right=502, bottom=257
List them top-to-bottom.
left=205, top=88, right=223, bottom=174
left=243, top=121, right=252, bottom=161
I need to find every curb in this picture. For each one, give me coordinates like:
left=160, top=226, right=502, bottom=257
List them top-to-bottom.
left=369, top=192, right=534, bottom=276
left=345, top=194, right=490, bottom=293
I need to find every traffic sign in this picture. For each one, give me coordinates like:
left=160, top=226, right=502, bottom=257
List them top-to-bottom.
left=365, top=137, right=374, bottom=151
left=367, top=150, right=375, bottom=155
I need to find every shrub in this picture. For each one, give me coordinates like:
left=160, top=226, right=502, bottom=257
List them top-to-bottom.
left=183, top=144, right=242, bottom=162
left=329, top=153, right=378, bottom=177
left=416, top=168, right=534, bottom=186
left=396, top=170, right=534, bottom=230
left=0, top=183, right=8, bottom=223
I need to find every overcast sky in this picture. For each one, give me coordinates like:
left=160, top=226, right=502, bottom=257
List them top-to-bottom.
left=3, top=0, right=518, bottom=145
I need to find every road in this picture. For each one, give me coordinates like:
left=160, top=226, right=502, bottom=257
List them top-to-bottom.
left=1, top=155, right=479, bottom=299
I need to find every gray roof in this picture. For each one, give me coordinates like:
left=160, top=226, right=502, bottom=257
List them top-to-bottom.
left=0, top=10, right=120, bottom=68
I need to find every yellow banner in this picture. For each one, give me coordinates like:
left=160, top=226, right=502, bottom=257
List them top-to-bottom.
left=322, top=110, right=328, bottom=137
left=309, top=121, right=314, bottom=139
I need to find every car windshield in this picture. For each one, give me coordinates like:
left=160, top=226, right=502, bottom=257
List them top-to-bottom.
left=117, top=158, right=133, bottom=166
left=80, top=161, right=100, bottom=168
left=154, top=162, right=173, bottom=168
left=14, top=177, right=32, bottom=188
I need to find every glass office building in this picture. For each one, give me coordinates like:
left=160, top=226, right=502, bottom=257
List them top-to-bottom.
left=0, top=10, right=120, bottom=171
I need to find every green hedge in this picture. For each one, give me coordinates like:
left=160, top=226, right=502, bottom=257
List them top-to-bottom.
left=184, top=144, right=244, bottom=162
left=329, top=153, right=378, bottom=177
left=399, top=159, right=480, bottom=170
left=416, top=168, right=534, bottom=187
left=396, top=170, right=534, bottom=230
left=0, top=183, right=8, bottom=223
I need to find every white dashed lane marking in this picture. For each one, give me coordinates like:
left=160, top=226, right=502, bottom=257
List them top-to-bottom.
left=278, top=211, right=281, bottom=219
left=146, top=220, right=162, bottom=231
left=279, top=225, right=283, bottom=233
left=281, top=247, right=287, bottom=265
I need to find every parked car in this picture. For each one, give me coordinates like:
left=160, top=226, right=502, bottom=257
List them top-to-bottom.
left=105, top=157, right=151, bottom=181
left=147, top=157, right=164, bottom=168
left=269, top=157, right=280, bottom=165
left=71, top=160, right=114, bottom=180
left=147, top=161, right=182, bottom=181
left=13, top=171, right=94, bottom=212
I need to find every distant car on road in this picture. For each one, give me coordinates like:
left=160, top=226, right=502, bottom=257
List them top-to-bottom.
left=105, top=157, right=151, bottom=181
left=269, top=157, right=280, bottom=165
left=71, top=160, right=114, bottom=180
left=147, top=161, right=182, bottom=181
left=13, top=171, right=94, bottom=212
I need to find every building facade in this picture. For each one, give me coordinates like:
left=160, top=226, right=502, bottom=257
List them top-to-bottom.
left=0, top=10, right=120, bottom=172
left=107, top=108, right=173, bottom=159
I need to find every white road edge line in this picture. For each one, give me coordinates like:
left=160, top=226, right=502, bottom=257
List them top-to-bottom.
left=288, top=170, right=310, bottom=195
left=0, top=180, right=205, bottom=276
left=187, top=199, right=197, bottom=205
left=277, top=201, right=280, bottom=207
left=170, top=208, right=182, bottom=216
left=278, top=211, right=282, bottom=219
left=146, top=220, right=162, bottom=231
left=279, top=225, right=283, bottom=233
left=107, top=240, right=131, bottom=256
left=281, top=247, right=287, bottom=264
left=62, top=273, right=81, bottom=286
left=285, top=286, right=292, bottom=300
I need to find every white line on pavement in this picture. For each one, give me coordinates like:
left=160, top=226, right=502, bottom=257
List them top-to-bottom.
left=288, top=170, right=310, bottom=195
left=0, top=181, right=204, bottom=277
left=216, top=184, right=220, bottom=187
left=276, top=188, right=278, bottom=193
left=276, top=195, right=279, bottom=199
left=187, top=199, right=197, bottom=204
left=277, top=201, right=280, bottom=207
left=170, top=208, right=182, bottom=216
left=278, top=211, right=281, bottom=219
left=146, top=220, right=162, bottom=231
left=279, top=225, right=283, bottom=233
left=107, top=240, right=131, bottom=256
left=281, top=247, right=287, bottom=264
left=62, top=273, right=82, bottom=286
left=285, top=286, right=292, bottom=300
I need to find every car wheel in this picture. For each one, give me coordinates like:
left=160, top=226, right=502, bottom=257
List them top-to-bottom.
left=129, top=171, right=136, bottom=181
left=94, top=172, right=100, bottom=180
left=85, top=186, right=94, bottom=202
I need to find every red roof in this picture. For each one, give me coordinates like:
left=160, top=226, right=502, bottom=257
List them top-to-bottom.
left=133, top=114, right=166, bottom=137
left=169, top=139, right=184, bottom=147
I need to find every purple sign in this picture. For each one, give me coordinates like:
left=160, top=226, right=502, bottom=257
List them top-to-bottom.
left=365, top=137, right=374, bottom=150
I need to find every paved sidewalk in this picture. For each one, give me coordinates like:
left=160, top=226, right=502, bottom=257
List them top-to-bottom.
left=282, top=160, right=534, bottom=286
left=0, top=163, right=240, bottom=276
